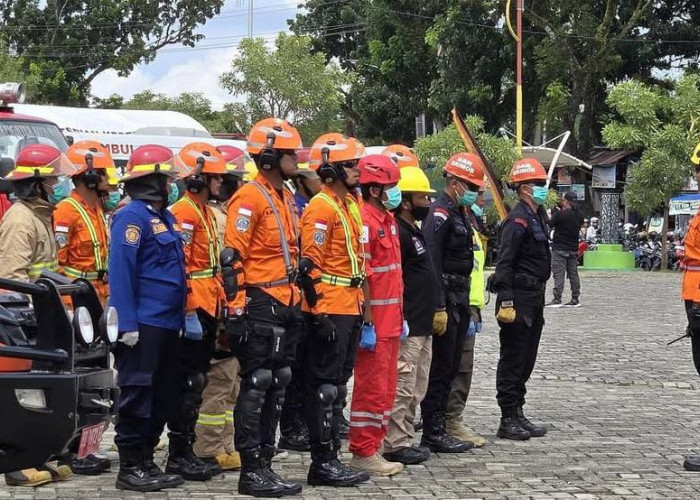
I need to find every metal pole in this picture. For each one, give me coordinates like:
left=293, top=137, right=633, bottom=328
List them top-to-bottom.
left=248, top=0, right=253, bottom=38
left=516, top=0, right=523, bottom=157
left=545, top=131, right=571, bottom=189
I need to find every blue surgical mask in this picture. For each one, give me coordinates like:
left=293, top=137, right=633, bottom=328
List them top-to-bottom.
left=48, top=178, right=71, bottom=205
left=167, top=183, right=179, bottom=205
left=457, top=184, right=478, bottom=207
left=382, top=185, right=402, bottom=210
left=532, top=186, right=548, bottom=205
left=105, top=191, right=121, bottom=211
left=471, top=203, right=483, bottom=217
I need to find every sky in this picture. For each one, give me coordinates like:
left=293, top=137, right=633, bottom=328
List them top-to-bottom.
left=91, top=0, right=299, bottom=109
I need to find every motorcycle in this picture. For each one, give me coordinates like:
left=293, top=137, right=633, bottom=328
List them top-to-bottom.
left=0, top=272, right=117, bottom=474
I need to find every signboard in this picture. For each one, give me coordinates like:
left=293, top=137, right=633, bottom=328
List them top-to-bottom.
left=592, top=165, right=616, bottom=188
left=572, top=184, right=586, bottom=201
left=670, top=194, right=700, bottom=216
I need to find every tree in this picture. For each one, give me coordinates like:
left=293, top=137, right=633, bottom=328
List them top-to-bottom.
left=0, top=0, right=225, bottom=104
left=219, top=33, right=348, bottom=143
left=602, top=75, right=700, bottom=267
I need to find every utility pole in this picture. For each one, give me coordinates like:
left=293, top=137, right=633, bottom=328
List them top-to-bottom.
left=248, top=0, right=254, bottom=38
left=506, top=0, right=523, bottom=156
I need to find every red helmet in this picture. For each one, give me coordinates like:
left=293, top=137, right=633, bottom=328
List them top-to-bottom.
left=5, top=144, right=76, bottom=181
left=122, top=144, right=189, bottom=182
left=217, top=145, right=246, bottom=177
left=443, top=153, right=485, bottom=187
left=358, top=154, right=400, bottom=186
left=509, top=158, right=547, bottom=184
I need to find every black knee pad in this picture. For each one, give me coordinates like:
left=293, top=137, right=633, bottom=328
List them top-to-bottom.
left=272, top=366, right=292, bottom=389
left=242, top=368, right=273, bottom=392
left=186, top=372, right=206, bottom=393
left=317, top=384, right=337, bottom=405
left=333, top=384, right=348, bottom=410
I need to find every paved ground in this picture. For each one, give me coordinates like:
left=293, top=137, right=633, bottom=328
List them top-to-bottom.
left=3, top=271, right=700, bottom=499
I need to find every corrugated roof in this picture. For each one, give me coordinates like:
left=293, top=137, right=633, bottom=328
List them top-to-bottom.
left=587, top=148, right=633, bottom=166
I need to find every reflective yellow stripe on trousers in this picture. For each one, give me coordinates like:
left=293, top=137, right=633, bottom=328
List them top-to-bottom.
left=196, top=413, right=226, bottom=426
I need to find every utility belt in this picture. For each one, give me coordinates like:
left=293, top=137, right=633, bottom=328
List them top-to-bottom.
left=63, top=266, right=108, bottom=282
left=188, top=266, right=219, bottom=279
left=246, top=269, right=298, bottom=289
left=321, top=273, right=365, bottom=288
left=442, top=273, right=469, bottom=292
left=512, top=273, right=545, bottom=291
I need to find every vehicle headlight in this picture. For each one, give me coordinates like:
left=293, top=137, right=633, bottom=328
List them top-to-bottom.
left=74, top=306, right=94, bottom=346
left=101, top=306, right=119, bottom=344
left=15, top=389, right=47, bottom=411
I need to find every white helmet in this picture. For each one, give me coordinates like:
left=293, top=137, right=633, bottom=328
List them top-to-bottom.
left=591, top=217, right=599, bottom=224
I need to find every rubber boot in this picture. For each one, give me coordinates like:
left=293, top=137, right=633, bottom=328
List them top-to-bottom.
left=516, top=407, right=547, bottom=437
left=419, top=413, right=472, bottom=453
left=165, top=433, right=213, bottom=481
left=143, top=442, right=184, bottom=489
left=308, top=442, right=369, bottom=487
left=260, top=444, right=302, bottom=496
left=115, top=445, right=162, bottom=492
left=238, top=448, right=285, bottom=498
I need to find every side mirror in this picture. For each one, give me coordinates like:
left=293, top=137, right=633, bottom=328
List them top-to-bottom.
left=0, top=157, right=14, bottom=194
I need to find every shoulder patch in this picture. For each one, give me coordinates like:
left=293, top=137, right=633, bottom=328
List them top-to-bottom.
left=434, top=209, right=449, bottom=231
left=236, top=216, right=250, bottom=232
left=514, top=217, right=529, bottom=228
left=55, top=222, right=69, bottom=233
left=123, top=224, right=141, bottom=246
left=313, top=230, right=326, bottom=245
left=55, top=232, right=68, bottom=248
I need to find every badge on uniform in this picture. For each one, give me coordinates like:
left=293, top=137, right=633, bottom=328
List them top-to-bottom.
left=434, top=208, right=449, bottom=231
left=236, top=216, right=250, bottom=232
left=150, top=217, right=167, bottom=235
left=314, top=221, right=327, bottom=246
left=124, top=224, right=141, bottom=246
left=390, top=224, right=397, bottom=236
left=361, top=225, right=369, bottom=244
left=378, top=227, right=386, bottom=238
left=181, top=231, right=193, bottom=245
left=55, top=232, right=68, bottom=248
left=412, top=236, right=425, bottom=255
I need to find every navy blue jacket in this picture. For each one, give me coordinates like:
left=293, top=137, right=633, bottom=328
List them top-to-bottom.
left=109, top=200, right=187, bottom=332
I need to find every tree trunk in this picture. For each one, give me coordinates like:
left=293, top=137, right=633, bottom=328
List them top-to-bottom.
left=661, top=200, right=669, bottom=270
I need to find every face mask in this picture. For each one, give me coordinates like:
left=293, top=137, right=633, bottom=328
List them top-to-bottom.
left=48, top=178, right=71, bottom=205
left=167, top=183, right=179, bottom=205
left=457, top=183, right=478, bottom=207
left=382, top=185, right=402, bottom=210
left=531, top=186, right=548, bottom=205
left=105, top=191, right=121, bottom=211
left=410, top=204, right=430, bottom=222
left=471, top=204, right=483, bottom=217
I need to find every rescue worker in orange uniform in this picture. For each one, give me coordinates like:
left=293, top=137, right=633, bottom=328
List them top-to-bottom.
left=222, top=118, right=304, bottom=497
left=296, top=133, right=370, bottom=486
left=681, top=140, right=700, bottom=472
left=55, top=141, right=112, bottom=306
left=167, top=142, right=228, bottom=482
left=0, top=144, right=77, bottom=487
left=192, top=145, right=246, bottom=472
left=348, top=154, right=406, bottom=476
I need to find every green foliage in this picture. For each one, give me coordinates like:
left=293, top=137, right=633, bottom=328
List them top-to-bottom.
left=1, top=0, right=224, bottom=104
left=219, top=33, right=348, bottom=143
left=603, top=76, right=700, bottom=217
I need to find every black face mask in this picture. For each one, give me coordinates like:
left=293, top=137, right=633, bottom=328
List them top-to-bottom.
left=410, top=204, right=430, bottom=222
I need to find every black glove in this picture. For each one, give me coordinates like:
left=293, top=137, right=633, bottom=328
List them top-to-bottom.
left=312, top=314, right=336, bottom=342
left=225, top=315, right=249, bottom=345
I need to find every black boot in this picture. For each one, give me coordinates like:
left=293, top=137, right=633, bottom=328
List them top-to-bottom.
left=516, top=407, right=547, bottom=437
left=419, top=413, right=472, bottom=453
left=278, top=414, right=310, bottom=452
left=338, top=415, right=350, bottom=439
left=497, top=416, right=531, bottom=441
left=165, top=433, right=213, bottom=481
left=143, top=442, right=184, bottom=489
left=308, top=442, right=369, bottom=487
left=260, top=444, right=302, bottom=496
left=116, top=445, right=162, bottom=492
left=383, top=446, right=430, bottom=465
left=239, top=448, right=286, bottom=498
left=61, top=453, right=111, bottom=475
left=684, top=455, right=700, bottom=471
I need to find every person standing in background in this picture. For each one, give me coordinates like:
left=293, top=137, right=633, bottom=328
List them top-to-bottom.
left=547, top=191, right=584, bottom=308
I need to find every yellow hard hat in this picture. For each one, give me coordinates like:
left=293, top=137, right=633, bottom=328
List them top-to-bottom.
left=692, top=139, right=700, bottom=166
left=244, top=159, right=258, bottom=182
left=398, top=166, right=435, bottom=194
left=106, top=167, right=121, bottom=186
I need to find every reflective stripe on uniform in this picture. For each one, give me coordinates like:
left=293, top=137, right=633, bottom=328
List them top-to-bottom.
left=315, top=192, right=365, bottom=280
left=62, top=197, right=108, bottom=272
left=177, top=197, right=219, bottom=270
left=28, top=260, right=59, bottom=278
left=370, top=263, right=400, bottom=273
left=686, top=265, right=700, bottom=271
left=63, top=266, right=101, bottom=280
left=188, top=268, right=217, bottom=279
left=321, top=274, right=355, bottom=287
left=368, top=297, right=401, bottom=306
left=225, top=410, right=234, bottom=423
left=196, top=412, right=226, bottom=426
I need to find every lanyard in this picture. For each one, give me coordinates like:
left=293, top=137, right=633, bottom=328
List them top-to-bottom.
left=251, top=181, right=294, bottom=276
left=316, top=192, right=364, bottom=278
left=179, top=197, right=219, bottom=269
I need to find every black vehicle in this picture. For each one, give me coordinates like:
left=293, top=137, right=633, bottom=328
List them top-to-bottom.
left=0, top=272, right=117, bottom=474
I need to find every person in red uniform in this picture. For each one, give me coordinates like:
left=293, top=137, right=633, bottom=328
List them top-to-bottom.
left=348, top=154, right=406, bottom=476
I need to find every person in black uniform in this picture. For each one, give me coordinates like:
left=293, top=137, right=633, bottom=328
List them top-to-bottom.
left=420, top=152, right=485, bottom=453
left=491, top=158, right=552, bottom=441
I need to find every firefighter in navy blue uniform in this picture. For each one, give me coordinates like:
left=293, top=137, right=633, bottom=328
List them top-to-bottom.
left=109, top=144, right=191, bottom=493
left=419, top=153, right=484, bottom=453
left=491, top=158, right=551, bottom=441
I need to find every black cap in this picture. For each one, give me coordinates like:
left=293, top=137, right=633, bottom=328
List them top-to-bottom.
left=564, top=191, right=577, bottom=202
